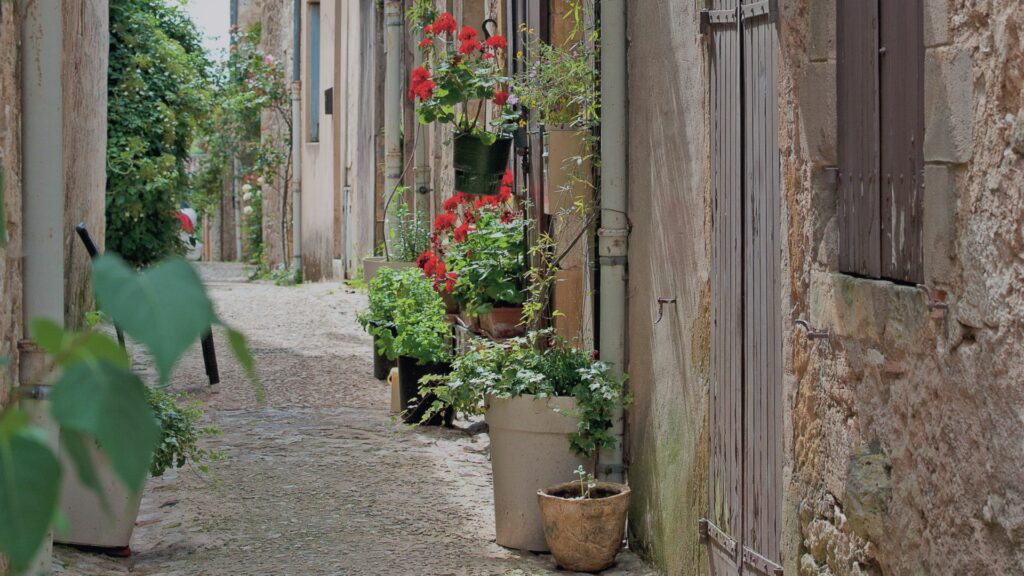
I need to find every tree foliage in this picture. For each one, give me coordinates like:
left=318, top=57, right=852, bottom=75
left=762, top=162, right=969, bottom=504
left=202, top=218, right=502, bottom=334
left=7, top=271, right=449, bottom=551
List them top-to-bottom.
left=106, top=0, right=212, bottom=266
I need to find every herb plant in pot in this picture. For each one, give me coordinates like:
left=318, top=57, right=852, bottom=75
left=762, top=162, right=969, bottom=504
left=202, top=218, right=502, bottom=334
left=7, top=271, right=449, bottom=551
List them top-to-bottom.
left=409, top=11, right=520, bottom=196
left=363, top=201, right=429, bottom=284
left=358, top=267, right=404, bottom=380
left=389, top=268, right=455, bottom=426
left=422, top=331, right=628, bottom=551
left=537, top=466, right=631, bottom=572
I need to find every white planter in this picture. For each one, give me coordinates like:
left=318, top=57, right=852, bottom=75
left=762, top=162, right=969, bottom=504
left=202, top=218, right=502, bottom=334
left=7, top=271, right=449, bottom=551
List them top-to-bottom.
left=485, top=394, right=590, bottom=552
left=56, top=440, right=144, bottom=551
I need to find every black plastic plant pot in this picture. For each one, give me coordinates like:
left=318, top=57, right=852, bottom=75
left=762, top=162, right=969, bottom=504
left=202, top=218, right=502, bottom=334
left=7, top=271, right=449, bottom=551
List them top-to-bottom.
left=453, top=133, right=513, bottom=196
left=372, top=336, right=396, bottom=381
left=397, top=356, right=453, bottom=427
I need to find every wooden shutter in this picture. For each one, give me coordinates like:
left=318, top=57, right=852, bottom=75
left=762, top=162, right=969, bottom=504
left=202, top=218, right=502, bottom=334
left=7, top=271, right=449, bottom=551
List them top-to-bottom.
left=741, top=0, right=782, bottom=571
left=837, top=0, right=880, bottom=278
left=838, top=0, right=923, bottom=283
left=879, top=0, right=924, bottom=282
left=708, top=1, right=744, bottom=573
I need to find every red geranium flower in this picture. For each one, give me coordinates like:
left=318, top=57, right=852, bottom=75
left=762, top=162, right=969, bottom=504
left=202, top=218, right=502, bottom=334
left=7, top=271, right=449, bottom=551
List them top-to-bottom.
left=432, top=12, right=457, bottom=35
left=423, top=24, right=434, bottom=35
left=458, top=26, right=479, bottom=42
left=484, top=35, right=508, bottom=50
left=419, top=38, right=433, bottom=49
left=459, top=39, right=482, bottom=55
left=482, top=53, right=495, bottom=60
left=411, top=66, right=431, bottom=84
left=410, top=79, right=435, bottom=101
left=493, top=91, right=510, bottom=106
left=501, top=169, right=513, bottom=186
left=497, top=186, right=512, bottom=203
left=442, top=194, right=464, bottom=213
left=500, top=210, right=514, bottom=224
left=434, top=212, right=457, bottom=232
left=453, top=223, right=475, bottom=243
left=445, top=272, right=458, bottom=293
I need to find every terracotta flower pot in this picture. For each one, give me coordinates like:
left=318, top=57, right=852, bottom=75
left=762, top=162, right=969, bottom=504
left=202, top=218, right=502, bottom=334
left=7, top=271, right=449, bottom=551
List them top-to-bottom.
left=480, top=306, right=525, bottom=339
left=457, top=309, right=481, bottom=333
left=485, top=395, right=590, bottom=552
left=537, top=481, right=631, bottom=573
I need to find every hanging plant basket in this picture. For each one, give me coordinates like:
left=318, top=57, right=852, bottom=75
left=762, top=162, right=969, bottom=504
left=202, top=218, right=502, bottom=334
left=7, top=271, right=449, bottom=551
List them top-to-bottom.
left=454, top=133, right=513, bottom=196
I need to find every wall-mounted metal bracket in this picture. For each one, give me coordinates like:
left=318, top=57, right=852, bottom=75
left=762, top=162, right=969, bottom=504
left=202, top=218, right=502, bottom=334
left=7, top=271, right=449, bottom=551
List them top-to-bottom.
left=915, top=284, right=949, bottom=315
left=655, top=297, right=677, bottom=325
left=795, top=319, right=830, bottom=341
left=743, top=546, right=784, bottom=575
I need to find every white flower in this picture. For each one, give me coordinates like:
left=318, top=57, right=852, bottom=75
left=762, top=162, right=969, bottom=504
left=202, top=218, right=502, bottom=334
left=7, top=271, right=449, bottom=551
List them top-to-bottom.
left=257, top=176, right=267, bottom=186
left=242, top=184, right=253, bottom=193
left=243, top=192, right=253, bottom=202
left=243, top=205, right=254, bottom=215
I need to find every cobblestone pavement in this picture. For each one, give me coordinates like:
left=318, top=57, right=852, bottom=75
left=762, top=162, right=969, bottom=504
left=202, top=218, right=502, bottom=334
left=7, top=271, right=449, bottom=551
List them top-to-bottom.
left=55, top=263, right=656, bottom=576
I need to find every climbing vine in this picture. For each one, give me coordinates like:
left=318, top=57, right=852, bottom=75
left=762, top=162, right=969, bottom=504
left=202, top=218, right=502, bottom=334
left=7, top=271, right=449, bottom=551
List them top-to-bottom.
left=106, top=0, right=212, bottom=266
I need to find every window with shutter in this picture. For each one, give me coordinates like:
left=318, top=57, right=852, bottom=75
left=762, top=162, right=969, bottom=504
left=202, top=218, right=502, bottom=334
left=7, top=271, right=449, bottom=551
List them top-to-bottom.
left=837, top=0, right=924, bottom=284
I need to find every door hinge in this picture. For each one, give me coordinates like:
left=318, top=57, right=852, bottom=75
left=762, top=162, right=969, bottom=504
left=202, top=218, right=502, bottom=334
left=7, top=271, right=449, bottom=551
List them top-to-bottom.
left=740, top=0, right=778, bottom=22
left=699, top=7, right=739, bottom=35
left=698, top=518, right=739, bottom=559
left=743, top=546, right=784, bottom=576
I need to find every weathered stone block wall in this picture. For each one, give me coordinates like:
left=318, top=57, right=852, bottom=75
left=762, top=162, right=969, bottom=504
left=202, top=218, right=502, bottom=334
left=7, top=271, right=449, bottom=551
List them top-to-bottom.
left=0, top=0, right=23, bottom=413
left=779, top=0, right=1024, bottom=573
left=624, top=1, right=710, bottom=573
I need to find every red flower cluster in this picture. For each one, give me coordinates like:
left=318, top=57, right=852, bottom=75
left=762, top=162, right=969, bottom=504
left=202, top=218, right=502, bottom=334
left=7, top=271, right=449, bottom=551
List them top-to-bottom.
left=431, top=12, right=458, bottom=35
left=458, top=26, right=478, bottom=42
left=484, top=35, right=508, bottom=50
left=419, top=38, right=433, bottom=49
left=408, top=66, right=435, bottom=101
left=493, top=90, right=510, bottom=106
left=434, top=212, right=457, bottom=232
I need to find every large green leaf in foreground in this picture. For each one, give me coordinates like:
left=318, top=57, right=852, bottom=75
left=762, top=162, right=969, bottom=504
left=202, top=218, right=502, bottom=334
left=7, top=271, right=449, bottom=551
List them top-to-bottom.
left=92, top=255, right=217, bottom=384
left=50, top=360, right=160, bottom=493
left=0, top=410, right=61, bottom=574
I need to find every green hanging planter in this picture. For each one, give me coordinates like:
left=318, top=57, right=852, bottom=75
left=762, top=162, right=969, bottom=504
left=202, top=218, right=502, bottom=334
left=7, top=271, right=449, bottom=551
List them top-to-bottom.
left=453, top=133, right=513, bottom=196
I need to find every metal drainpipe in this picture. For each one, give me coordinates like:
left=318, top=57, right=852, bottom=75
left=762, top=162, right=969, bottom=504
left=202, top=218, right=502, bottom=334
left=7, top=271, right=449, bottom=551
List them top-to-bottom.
left=19, top=0, right=65, bottom=570
left=291, top=0, right=302, bottom=272
left=383, top=0, right=403, bottom=257
left=597, top=0, right=628, bottom=484
left=413, top=26, right=430, bottom=221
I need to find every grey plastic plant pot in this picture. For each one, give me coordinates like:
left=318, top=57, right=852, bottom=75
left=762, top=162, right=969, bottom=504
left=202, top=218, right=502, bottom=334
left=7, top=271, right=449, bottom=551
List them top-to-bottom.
left=453, top=133, right=513, bottom=196
left=362, top=256, right=414, bottom=285
left=484, top=394, right=590, bottom=552
left=56, top=439, right=144, bottom=550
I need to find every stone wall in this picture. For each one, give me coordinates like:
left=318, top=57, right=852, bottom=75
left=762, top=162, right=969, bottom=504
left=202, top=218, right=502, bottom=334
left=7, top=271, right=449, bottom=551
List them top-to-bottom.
left=0, top=0, right=23, bottom=413
left=779, top=0, right=1024, bottom=573
left=624, top=1, right=710, bottom=573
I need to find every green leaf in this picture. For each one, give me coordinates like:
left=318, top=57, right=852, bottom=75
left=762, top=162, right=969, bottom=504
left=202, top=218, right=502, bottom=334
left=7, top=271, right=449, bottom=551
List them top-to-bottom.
left=92, top=255, right=216, bottom=384
left=29, top=318, right=129, bottom=369
left=226, top=327, right=264, bottom=404
left=50, top=360, right=160, bottom=492
left=0, top=409, right=61, bottom=573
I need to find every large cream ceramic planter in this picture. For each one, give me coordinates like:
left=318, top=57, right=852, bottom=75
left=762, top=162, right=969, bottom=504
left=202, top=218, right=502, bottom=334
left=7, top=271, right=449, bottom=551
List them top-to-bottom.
left=362, top=256, right=414, bottom=285
left=485, top=394, right=589, bottom=552
left=56, top=440, right=144, bottom=550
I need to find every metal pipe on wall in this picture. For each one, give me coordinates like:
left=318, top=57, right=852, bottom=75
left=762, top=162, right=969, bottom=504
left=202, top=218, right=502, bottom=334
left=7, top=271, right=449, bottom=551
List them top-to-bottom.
left=291, top=0, right=303, bottom=272
left=383, top=0, right=404, bottom=255
left=597, top=0, right=627, bottom=484
left=413, top=22, right=430, bottom=221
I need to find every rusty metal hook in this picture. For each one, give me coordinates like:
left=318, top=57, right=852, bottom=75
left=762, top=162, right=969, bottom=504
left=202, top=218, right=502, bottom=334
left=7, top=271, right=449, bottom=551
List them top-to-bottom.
left=482, top=18, right=499, bottom=40
left=915, top=284, right=949, bottom=314
left=655, top=297, right=677, bottom=325
left=794, top=319, right=829, bottom=341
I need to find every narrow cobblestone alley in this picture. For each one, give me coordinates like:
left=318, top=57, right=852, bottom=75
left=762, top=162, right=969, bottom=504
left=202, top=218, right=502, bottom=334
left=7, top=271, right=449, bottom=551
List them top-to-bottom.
left=53, top=263, right=653, bottom=576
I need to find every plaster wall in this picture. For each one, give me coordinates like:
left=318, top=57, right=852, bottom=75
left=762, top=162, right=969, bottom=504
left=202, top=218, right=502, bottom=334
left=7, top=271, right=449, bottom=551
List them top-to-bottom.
left=301, top=0, right=337, bottom=281
left=778, top=1, right=1024, bottom=574
left=624, top=2, right=710, bottom=574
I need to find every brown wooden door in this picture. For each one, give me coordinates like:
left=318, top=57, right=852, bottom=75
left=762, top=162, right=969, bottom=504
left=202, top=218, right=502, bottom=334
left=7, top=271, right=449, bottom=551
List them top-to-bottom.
left=708, top=1, right=783, bottom=574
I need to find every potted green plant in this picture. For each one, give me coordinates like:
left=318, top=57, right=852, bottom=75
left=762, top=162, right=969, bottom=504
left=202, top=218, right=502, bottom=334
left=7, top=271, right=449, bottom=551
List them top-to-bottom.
left=408, top=10, right=520, bottom=195
left=363, top=200, right=430, bottom=284
left=358, top=267, right=404, bottom=380
left=388, top=268, right=454, bottom=426
left=422, top=331, right=628, bottom=551
left=537, top=466, right=631, bottom=572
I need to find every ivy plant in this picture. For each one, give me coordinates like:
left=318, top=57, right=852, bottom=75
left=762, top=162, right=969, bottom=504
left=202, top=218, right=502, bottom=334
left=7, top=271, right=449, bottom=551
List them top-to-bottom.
left=0, top=256, right=259, bottom=574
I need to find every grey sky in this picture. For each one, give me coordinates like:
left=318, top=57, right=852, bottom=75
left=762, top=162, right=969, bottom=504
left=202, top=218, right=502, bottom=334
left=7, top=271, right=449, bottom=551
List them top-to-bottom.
left=175, top=0, right=230, bottom=60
